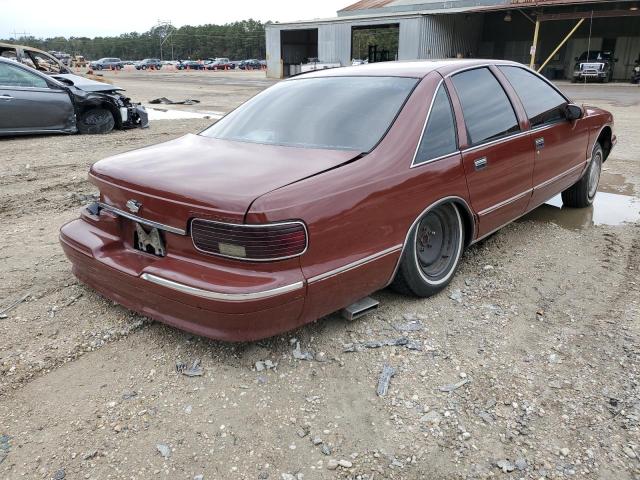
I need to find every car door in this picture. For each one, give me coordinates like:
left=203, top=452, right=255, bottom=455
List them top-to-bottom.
left=0, top=61, right=75, bottom=134
left=497, top=65, right=591, bottom=210
left=448, top=66, right=535, bottom=238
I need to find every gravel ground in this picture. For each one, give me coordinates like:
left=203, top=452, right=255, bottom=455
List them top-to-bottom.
left=0, top=73, right=639, bottom=480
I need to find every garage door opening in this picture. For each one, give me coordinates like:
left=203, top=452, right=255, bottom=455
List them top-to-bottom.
left=351, top=24, right=399, bottom=63
left=281, top=29, right=318, bottom=77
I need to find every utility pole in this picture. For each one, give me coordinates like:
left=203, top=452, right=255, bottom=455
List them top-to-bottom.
left=155, top=20, right=173, bottom=61
left=11, top=30, right=31, bottom=40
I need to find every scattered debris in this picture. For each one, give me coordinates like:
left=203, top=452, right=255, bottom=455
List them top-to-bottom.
left=149, top=97, right=201, bottom=105
left=449, top=289, right=463, bottom=303
left=0, top=293, right=30, bottom=319
left=63, top=293, right=83, bottom=307
left=394, top=315, right=424, bottom=332
left=344, top=337, right=422, bottom=353
left=292, top=341, right=314, bottom=361
left=175, top=359, right=204, bottom=377
left=255, top=360, right=277, bottom=372
left=376, top=364, right=396, bottom=396
left=439, top=378, right=470, bottom=392
left=122, top=390, right=137, bottom=400
left=420, top=410, right=442, bottom=425
left=0, top=434, right=10, bottom=464
left=156, top=443, right=171, bottom=459
left=82, top=450, right=98, bottom=461
left=514, top=458, right=528, bottom=471
left=327, top=459, right=339, bottom=470
left=338, top=459, right=353, bottom=468
left=496, top=460, right=515, bottom=473
left=53, top=468, right=66, bottom=480
left=194, top=475, right=204, bottom=480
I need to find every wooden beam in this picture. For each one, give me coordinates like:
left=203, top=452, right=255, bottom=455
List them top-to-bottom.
left=538, top=9, right=640, bottom=21
left=537, top=18, right=585, bottom=73
left=530, top=19, right=540, bottom=68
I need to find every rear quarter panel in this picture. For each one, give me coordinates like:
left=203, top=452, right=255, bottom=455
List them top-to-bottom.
left=248, top=73, right=473, bottom=320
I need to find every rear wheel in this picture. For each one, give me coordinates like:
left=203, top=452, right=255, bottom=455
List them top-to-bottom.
left=78, top=107, right=115, bottom=135
left=561, top=142, right=603, bottom=208
left=391, top=203, right=464, bottom=297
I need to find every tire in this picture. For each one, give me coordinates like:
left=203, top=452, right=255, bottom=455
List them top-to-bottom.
left=96, top=65, right=102, bottom=71
left=141, top=65, right=147, bottom=70
left=77, top=107, right=115, bottom=135
left=561, top=142, right=603, bottom=208
left=391, top=203, right=464, bottom=297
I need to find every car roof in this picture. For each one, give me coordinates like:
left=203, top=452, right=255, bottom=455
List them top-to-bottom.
left=0, top=41, right=50, bottom=56
left=298, top=59, right=524, bottom=79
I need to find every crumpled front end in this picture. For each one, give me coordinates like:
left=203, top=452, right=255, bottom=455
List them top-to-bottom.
left=119, top=99, right=148, bottom=129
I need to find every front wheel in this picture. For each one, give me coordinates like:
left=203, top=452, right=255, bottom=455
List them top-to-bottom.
left=77, top=107, right=115, bottom=135
left=561, top=142, right=603, bottom=208
left=391, top=203, right=464, bottom=297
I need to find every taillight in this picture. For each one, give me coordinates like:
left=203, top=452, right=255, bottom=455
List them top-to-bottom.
left=191, top=219, right=308, bottom=261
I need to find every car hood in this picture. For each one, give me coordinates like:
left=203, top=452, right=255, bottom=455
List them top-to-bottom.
left=52, top=73, right=124, bottom=92
left=90, top=133, right=359, bottom=226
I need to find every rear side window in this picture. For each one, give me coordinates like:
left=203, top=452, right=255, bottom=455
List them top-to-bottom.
left=499, top=66, right=567, bottom=127
left=452, top=67, right=519, bottom=146
left=414, top=84, right=457, bottom=164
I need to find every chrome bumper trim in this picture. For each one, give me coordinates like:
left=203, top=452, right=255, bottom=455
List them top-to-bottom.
left=98, top=202, right=186, bottom=235
left=140, top=273, right=305, bottom=302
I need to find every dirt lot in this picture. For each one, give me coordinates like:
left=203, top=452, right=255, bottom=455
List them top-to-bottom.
left=0, top=71, right=639, bottom=480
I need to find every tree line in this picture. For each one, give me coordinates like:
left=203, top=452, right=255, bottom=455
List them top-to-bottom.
left=1, top=19, right=267, bottom=61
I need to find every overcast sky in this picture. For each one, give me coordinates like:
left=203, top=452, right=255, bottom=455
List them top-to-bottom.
left=1, top=0, right=350, bottom=38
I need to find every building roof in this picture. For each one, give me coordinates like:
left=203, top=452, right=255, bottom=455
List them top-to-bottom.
left=337, top=0, right=634, bottom=16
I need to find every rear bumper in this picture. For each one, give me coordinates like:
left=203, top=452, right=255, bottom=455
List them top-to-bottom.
left=59, top=217, right=306, bottom=341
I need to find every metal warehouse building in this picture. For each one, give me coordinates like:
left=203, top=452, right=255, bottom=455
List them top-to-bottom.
left=265, top=0, right=640, bottom=80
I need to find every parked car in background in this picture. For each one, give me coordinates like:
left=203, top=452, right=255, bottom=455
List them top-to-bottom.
left=0, top=42, right=71, bottom=74
left=572, top=50, right=616, bottom=83
left=0, top=57, right=147, bottom=136
left=89, top=58, right=124, bottom=70
left=135, top=58, right=162, bottom=70
left=207, top=58, right=235, bottom=70
left=59, top=59, right=614, bottom=341
left=239, top=59, right=261, bottom=70
left=178, top=60, right=205, bottom=70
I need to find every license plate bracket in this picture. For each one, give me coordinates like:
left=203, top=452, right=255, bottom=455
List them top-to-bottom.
left=134, top=223, right=166, bottom=257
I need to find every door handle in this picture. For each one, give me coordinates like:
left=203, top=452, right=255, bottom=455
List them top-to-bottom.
left=0, top=94, right=14, bottom=100
left=535, top=137, right=545, bottom=150
left=474, top=157, right=488, bottom=170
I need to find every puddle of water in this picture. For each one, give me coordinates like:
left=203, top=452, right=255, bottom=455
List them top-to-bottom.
left=145, top=108, right=224, bottom=121
left=600, top=171, right=635, bottom=196
left=521, top=192, right=640, bottom=230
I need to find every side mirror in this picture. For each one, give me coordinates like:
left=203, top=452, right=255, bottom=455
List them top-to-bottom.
left=564, top=103, right=583, bottom=121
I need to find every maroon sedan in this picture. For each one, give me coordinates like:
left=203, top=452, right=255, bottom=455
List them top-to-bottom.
left=60, top=59, right=615, bottom=341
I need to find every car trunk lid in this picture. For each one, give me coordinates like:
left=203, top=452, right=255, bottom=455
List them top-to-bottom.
left=90, top=133, right=359, bottom=230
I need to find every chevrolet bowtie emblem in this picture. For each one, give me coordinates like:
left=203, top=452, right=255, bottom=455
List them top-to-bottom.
left=126, top=199, right=142, bottom=214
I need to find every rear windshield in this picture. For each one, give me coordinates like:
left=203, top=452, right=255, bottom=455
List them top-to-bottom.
left=201, top=76, right=418, bottom=151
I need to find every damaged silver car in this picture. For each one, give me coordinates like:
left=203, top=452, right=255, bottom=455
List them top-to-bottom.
left=0, top=45, right=147, bottom=135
